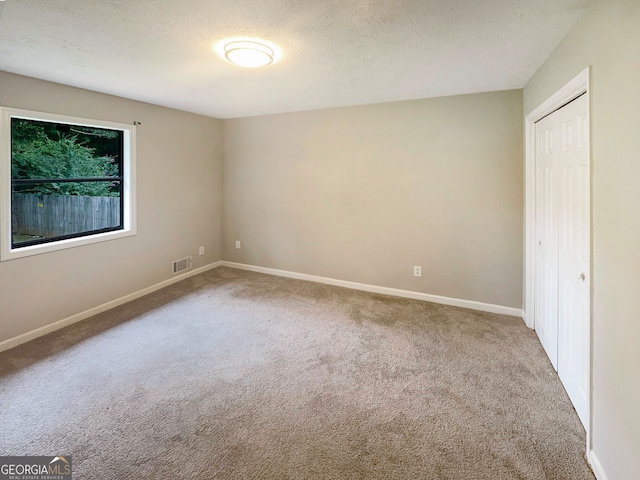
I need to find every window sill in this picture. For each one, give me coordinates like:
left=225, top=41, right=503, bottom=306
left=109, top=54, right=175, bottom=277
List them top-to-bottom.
left=0, top=227, right=136, bottom=261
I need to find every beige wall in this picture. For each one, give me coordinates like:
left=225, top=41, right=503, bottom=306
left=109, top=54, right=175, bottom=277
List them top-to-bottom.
left=524, top=0, right=640, bottom=477
left=0, top=71, right=222, bottom=344
left=222, top=91, right=523, bottom=308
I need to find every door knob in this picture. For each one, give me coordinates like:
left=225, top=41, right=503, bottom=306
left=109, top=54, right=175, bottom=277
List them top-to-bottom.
left=579, top=273, right=586, bottom=281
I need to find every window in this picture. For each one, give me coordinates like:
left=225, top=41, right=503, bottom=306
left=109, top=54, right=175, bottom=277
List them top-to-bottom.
left=0, top=108, right=136, bottom=260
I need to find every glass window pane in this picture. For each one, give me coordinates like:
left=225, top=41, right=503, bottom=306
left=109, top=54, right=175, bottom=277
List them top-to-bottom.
left=9, top=115, right=125, bottom=249
left=11, top=117, right=122, bottom=180
left=11, top=182, right=121, bottom=246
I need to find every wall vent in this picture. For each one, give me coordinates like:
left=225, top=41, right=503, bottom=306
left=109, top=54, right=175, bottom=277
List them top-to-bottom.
left=172, top=256, right=192, bottom=274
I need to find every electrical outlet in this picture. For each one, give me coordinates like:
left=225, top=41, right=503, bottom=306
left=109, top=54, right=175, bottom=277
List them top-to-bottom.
left=235, top=240, right=241, bottom=249
left=199, top=246, right=205, bottom=255
left=413, top=266, right=422, bottom=277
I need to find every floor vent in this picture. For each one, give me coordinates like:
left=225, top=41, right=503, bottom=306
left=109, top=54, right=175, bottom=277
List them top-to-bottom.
left=172, top=256, right=192, bottom=274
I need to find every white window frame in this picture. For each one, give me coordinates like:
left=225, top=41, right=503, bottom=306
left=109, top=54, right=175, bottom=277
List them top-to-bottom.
left=0, top=107, right=137, bottom=261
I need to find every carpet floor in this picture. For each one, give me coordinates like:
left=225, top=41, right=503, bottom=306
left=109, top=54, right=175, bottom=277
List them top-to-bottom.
left=0, top=267, right=594, bottom=479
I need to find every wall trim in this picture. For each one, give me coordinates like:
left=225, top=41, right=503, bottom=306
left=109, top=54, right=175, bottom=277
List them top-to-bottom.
left=2, top=258, right=524, bottom=352
left=0, top=261, right=222, bottom=354
left=221, top=261, right=523, bottom=317
left=588, top=450, right=609, bottom=480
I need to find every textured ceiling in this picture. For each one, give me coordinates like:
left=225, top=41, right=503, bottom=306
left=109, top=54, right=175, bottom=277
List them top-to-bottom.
left=0, top=0, right=592, bottom=119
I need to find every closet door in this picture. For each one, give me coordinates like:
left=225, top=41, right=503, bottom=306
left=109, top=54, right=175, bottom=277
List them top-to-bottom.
left=534, top=93, right=589, bottom=428
left=556, top=94, right=589, bottom=428
left=534, top=109, right=560, bottom=369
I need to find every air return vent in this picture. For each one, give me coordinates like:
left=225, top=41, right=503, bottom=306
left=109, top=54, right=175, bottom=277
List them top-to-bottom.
left=172, top=256, right=192, bottom=274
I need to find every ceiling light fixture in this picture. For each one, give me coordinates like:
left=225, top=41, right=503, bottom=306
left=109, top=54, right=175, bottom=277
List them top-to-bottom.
left=223, top=40, right=274, bottom=68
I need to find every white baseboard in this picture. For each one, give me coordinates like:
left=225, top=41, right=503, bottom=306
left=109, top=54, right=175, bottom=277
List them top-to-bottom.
left=1, top=260, right=523, bottom=354
left=0, top=261, right=222, bottom=354
left=221, top=261, right=523, bottom=317
left=589, top=450, right=609, bottom=480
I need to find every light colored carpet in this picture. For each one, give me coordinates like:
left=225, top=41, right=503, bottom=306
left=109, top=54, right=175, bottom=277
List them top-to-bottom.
left=0, top=267, right=594, bottom=479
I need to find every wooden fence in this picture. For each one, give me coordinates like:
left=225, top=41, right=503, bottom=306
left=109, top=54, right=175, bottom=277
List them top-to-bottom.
left=12, top=193, right=120, bottom=237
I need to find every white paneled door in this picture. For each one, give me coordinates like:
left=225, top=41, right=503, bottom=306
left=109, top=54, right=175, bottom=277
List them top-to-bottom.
left=534, top=93, right=590, bottom=428
left=535, top=109, right=560, bottom=369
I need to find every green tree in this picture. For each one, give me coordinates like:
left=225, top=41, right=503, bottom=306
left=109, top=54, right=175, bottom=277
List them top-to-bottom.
left=11, top=119, right=120, bottom=196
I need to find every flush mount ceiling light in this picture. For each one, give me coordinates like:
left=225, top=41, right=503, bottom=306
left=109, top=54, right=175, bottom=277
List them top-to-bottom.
left=223, top=40, right=275, bottom=68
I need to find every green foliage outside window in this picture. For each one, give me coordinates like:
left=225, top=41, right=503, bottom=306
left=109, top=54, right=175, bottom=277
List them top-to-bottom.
left=11, top=119, right=120, bottom=197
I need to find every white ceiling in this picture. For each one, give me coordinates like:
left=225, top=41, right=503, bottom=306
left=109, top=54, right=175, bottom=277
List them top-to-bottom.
left=0, top=0, right=591, bottom=119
